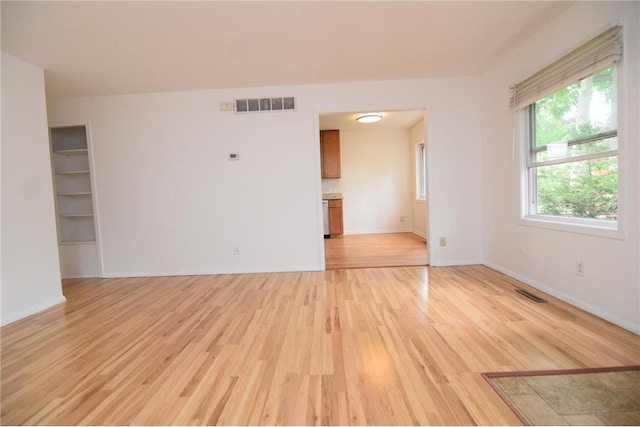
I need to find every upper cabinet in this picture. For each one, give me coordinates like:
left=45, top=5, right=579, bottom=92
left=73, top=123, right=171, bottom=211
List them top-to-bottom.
left=320, top=130, right=341, bottom=179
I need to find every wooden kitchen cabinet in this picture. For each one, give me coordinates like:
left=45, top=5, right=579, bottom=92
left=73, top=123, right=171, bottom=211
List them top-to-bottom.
left=320, top=130, right=341, bottom=178
left=328, top=199, right=343, bottom=235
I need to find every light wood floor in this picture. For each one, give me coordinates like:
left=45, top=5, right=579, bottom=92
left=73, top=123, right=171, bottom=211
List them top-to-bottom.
left=325, top=232, right=428, bottom=269
left=2, top=265, right=639, bottom=425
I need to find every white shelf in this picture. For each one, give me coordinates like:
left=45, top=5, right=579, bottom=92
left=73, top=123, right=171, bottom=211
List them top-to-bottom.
left=51, top=125, right=97, bottom=246
left=53, top=148, right=88, bottom=155
left=56, top=170, right=90, bottom=175
left=57, top=192, right=92, bottom=196
left=59, top=213, right=94, bottom=218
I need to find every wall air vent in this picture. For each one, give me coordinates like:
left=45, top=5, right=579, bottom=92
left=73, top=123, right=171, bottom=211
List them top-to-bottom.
left=235, top=96, right=296, bottom=113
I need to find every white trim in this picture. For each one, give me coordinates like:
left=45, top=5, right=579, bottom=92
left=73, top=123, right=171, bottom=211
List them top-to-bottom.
left=423, top=111, right=433, bottom=272
left=313, top=112, right=326, bottom=272
left=84, top=121, right=104, bottom=278
left=530, top=149, right=617, bottom=168
left=519, top=215, right=623, bottom=240
left=344, top=228, right=413, bottom=235
left=430, top=259, right=483, bottom=267
left=484, top=261, right=640, bottom=335
left=100, top=265, right=323, bottom=279
left=61, top=273, right=100, bottom=279
left=0, top=295, right=67, bottom=326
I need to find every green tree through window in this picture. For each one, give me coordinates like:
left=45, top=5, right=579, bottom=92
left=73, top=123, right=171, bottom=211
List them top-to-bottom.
left=529, top=66, right=618, bottom=222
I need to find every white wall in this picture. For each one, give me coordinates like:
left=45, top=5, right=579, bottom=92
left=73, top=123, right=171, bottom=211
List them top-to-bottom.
left=481, top=2, right=640, bottom=333
left=1, top=52, right=65, bottom=325
left=47, top=76, right=483, bottom=276
left=48, top=91, right=322, bottom=276
left=409, top=118, right=428, bottom=239
left=321, top=128, right=413, bottom=234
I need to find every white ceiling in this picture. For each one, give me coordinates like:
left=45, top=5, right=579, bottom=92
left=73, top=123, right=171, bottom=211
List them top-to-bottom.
left=1, top=1, right=572, bottom=99
left=320, top=109, right=424, bottom=131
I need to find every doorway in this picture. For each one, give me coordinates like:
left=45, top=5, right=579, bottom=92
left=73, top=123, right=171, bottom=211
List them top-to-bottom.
left=319, top=109, right=429, bottom=269
left=325, top=232, right=427, bottom=269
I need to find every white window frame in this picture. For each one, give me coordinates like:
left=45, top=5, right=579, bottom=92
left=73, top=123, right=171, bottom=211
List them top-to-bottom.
left=519, top=66, right=625, bottom=240
left=416, top=142, right=426, bottom=200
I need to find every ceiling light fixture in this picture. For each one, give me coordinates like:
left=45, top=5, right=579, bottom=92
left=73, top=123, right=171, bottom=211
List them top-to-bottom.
left=355, top=113, right=383, bottom=123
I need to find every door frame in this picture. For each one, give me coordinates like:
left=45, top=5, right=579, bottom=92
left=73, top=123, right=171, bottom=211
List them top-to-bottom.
left=314, top=105, right=432, bottom=270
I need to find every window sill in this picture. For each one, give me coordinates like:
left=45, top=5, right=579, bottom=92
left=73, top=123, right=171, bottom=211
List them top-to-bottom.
left=519, top=215, right=624, bottom=240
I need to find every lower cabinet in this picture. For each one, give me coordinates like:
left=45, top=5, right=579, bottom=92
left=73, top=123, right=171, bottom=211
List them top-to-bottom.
left=328, top=199, right=343, bottom=235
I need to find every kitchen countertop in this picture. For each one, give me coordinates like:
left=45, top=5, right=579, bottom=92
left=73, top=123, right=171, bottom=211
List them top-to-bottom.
left=322, top=193, right=342, bottom=200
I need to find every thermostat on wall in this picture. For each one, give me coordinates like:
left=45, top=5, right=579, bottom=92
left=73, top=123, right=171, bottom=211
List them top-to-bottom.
left=228, top=153, right=240, bottom=160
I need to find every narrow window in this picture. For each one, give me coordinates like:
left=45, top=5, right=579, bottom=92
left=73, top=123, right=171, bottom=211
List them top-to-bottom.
left=417, top=143, right=426, bottom=200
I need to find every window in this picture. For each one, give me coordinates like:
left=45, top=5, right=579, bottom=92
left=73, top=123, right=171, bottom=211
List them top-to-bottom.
left=512, top=26, right=623, bottom=232
left=526, top=67, right=618, bottom=225
left=416, top=142, right=426, bottom=200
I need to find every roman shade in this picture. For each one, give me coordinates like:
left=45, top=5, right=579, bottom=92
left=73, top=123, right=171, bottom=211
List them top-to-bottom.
left=510, top=25, right=623, bottom=110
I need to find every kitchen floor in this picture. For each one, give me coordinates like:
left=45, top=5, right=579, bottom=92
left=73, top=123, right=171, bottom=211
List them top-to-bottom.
left=324, top=232, right=428, bottom=269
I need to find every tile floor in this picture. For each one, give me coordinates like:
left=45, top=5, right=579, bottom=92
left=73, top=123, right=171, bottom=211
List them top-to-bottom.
left=486, top=368, right=640, bottom=425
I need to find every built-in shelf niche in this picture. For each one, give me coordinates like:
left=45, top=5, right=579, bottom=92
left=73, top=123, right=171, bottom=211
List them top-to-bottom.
left=50, top=126, right=97, bottom=244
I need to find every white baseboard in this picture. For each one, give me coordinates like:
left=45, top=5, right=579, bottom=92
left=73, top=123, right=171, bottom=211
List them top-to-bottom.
left=344, top=228, right=412, bottom=235
left=430, top=259, right=483, bottom=267
left=483, top=261, right=640, bottom=335
left=100, top=264, right=323, bottom=279
left=62, top=273, right=100, bottom=279
left=1, top=295, right=67, bottom=326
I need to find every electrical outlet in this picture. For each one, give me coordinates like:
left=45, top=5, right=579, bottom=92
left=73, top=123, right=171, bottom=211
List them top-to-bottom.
left=400, top=216, right=405, bottom=223
left=439, top=237, right=447, bottom=247
left=233, top=246, right=240, bottom=255
left=576, top=260, right=584, bottom=276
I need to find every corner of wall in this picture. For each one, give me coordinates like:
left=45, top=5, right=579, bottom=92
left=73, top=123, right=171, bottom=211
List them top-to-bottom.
left=1, top=52, right=64, bottom=325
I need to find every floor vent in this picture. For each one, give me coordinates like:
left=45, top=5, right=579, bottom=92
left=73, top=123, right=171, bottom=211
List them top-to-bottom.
left=235, top=96, right=296, bottom=113
left=516, top=289, right=547, bottom=303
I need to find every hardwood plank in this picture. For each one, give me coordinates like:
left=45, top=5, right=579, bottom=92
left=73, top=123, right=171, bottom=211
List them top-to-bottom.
left=325, top=232, right=428, bottom=269
left=1, top=265, right=639, bottom=425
